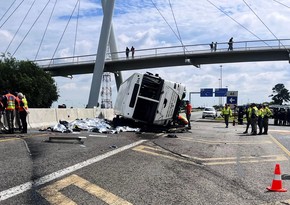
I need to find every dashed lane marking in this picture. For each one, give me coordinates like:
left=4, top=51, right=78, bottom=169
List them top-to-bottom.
left=0, top=140, right=147, bottom=202
left=133, top=145, right=288, bottom=166
left=38, top=174, right=132, bottom=205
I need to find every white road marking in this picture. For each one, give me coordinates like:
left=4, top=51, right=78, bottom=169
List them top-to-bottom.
left=0, top=140, right=147, bottom=202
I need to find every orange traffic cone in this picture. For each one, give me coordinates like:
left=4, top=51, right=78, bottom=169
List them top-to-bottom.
left=267, top=164, right=287, bottom=192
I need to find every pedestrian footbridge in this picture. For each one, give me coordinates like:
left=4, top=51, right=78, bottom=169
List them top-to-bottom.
left=34, top=39, right=290, bottom=77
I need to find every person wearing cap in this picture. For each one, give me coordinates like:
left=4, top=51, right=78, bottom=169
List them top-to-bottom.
left=17, top=93, right=29, bottom=133
left=221, top=103, right=232, bottom=128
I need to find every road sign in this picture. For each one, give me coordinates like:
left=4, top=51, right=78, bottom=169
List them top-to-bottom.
left=200, top=88, right=213, bottom=97
left=215, top=88, right=228, bottom=97
left=226, top=91, right=238, bottom=105
left=227, top=91, right=238, bottom=97
left=227, top=96, right=238, bottom=104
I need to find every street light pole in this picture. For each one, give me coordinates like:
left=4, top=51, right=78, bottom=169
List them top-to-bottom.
left=219, top=65, right=223, bottom=105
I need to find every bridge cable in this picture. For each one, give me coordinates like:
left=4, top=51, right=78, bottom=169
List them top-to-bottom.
left=0, top=0, right=18, bottom=25
left=0, top=0, right=25, bottom=29
left=4, top=0, right=37, bottom=54
left=12, top=0, right=52, bottom=57
left=35, top=0, right=58, bottom=60
left=49, top=0, right=80, bottom=66
left=73, top=0, right=80, bottom=58
left=150, top=0, right=187, bottom=51
left=168, top=0, right=186, bottom=55
left=206, top=0, right=272, bottom=48
left=243, top=0, right=288, bottom=50
left=273, top=0, right=290, bottom=9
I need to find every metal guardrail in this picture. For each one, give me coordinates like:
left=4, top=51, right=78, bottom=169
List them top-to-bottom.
left=34, top=39, right=290, bottom=67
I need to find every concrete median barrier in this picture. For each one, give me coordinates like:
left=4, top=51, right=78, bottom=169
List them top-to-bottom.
left=26, top=108, right=114, bottom=129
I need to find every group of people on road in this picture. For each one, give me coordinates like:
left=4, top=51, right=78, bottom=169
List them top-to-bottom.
left=210, top=37, right=234, bottom=52
left=126, top=46, right=135, bottom=58
left=0, top=90, right=29, bottom=134
left=221, top=103, right=272, bottom=135
left=243, top=103, right=272, bottom=135
left=272, top=106, right=290, bottom=126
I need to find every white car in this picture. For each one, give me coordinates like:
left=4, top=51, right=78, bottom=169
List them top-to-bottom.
left=202, top=107, right=217, bottom=119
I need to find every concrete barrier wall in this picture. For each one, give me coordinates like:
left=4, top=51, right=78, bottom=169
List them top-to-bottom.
left=26, top=108, right=115, bottom=129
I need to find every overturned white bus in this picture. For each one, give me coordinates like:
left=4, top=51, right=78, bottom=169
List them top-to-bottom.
left=113, top=72, right=186, bottom=128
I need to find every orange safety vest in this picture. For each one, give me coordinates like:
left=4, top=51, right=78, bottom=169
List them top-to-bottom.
left=5, top=93, right=16, bottom=110
left=19, top=97, right=28, bottom=112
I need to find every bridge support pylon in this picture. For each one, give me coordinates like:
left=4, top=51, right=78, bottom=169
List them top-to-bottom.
left=87, top=0, right=116, bottom=108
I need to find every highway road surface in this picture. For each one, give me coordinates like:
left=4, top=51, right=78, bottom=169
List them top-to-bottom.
left=1, top=119, right=290, bottom=205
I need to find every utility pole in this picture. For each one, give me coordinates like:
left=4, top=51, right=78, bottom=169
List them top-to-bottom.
left=219, top=65, right=223, bottom=106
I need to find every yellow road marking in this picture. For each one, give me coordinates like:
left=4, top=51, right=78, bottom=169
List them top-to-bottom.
left=0, top=133, right=49, bottom=142
left=269, top=133, right=290, bottom=157
left=178, top=137, right=272, bottom=145
left=133, top=145, right=287, bottom=166
left=38, top=174, right=132, bottom=205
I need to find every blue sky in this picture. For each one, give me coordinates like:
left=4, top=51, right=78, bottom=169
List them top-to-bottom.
left=1, top=0, right=290, bottom=108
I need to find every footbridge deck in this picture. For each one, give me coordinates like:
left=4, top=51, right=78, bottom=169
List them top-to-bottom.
left=35, top=39, right=290, bottom=77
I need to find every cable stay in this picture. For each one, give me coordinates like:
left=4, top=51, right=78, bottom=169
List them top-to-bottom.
left=0, top=0, right=25, bottom=29
left=0, top=0, right=17, bottom=24
left=5, top=0, right=37, bottom=54
left=12, top=0, right=52, bottom=57
left=35, top=0, right=58, bottom=60
left=49, top=0, right=80, bottom=66
left=73, top=0, right=81, bottom=59
left=150, top=0, right=187, bottom=51
left=168, top=0, right=186, bottom=56
left=206, top=0, right=273, bottom=48
left=243, top=0, right=288, bottom=51
left=273, top=0, right=290, bottom=9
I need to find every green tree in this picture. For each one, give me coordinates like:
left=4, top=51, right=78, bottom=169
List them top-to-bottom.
left=0, top=54, right=59, bottom=108
left=269, top=83, right=290, bottom=105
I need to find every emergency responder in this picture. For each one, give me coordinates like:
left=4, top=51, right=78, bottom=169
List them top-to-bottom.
left=3, top=91, right=16, bottom=134
left=15, top=92, right=22, bottom=131
left=17, top=93, right=28, bottom=133
left=0, top=95, right=4, bottom=133
left=185, top=100, right=192, bottom=129
left=250, top=103, right=258, bottom=135
left=221, top=104, right=232, bottom=128
left=257, top=104, right=264, bottom=135
left=262, top=104, right=272, bottom=135
left=243, top=105, right=252, bottom=134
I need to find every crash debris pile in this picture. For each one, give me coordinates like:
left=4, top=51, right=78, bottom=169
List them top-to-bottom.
left=43, top=118, right=140, bottom=134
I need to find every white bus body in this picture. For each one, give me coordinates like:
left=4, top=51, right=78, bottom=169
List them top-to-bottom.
left=114, top=72, right=186, bottom=126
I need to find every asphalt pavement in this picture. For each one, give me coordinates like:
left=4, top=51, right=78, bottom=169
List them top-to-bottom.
left=1, top=119, right=290, bottom=205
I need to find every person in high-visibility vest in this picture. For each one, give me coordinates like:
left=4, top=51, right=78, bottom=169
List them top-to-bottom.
left=4, top=91, right=16, bottom=134
left=17, top=92, right=29, bottom=134
left=249, top=103, right=258, bottom=135
left=221, top=104, right=232, bottom=128
left=257, top=104, right=264, bottom=135
left=262, top=104, right=272, bottom=135
left=243, top=105, right=252, bottom=134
